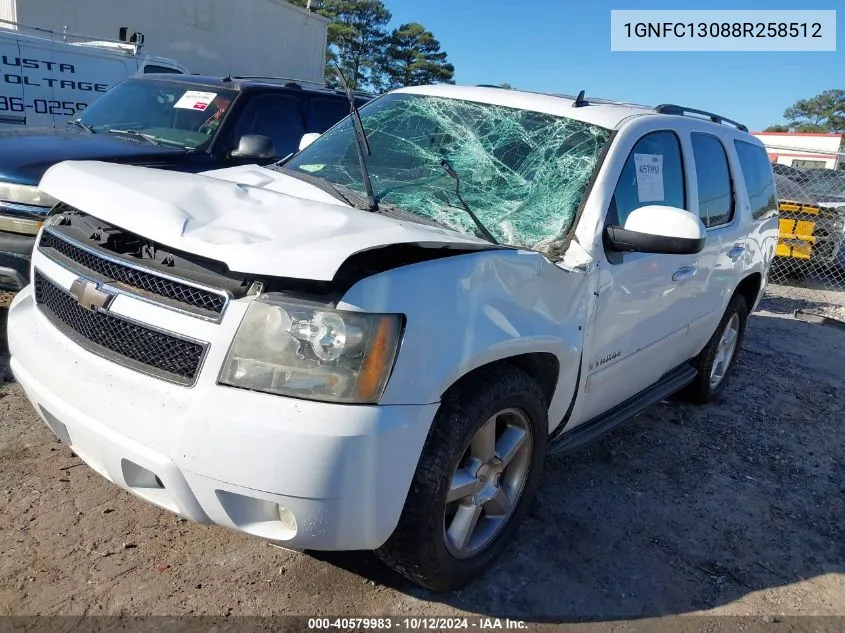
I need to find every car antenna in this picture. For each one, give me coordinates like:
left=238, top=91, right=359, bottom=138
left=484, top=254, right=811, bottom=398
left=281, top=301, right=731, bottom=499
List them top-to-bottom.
left=222, top=67, right=233, bottom=83
left=572, top=90, right=587, bottom=108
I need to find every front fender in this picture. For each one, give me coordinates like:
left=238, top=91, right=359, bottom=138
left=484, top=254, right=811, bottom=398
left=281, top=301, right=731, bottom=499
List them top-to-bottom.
left=339, top=249, right=588, bottom=431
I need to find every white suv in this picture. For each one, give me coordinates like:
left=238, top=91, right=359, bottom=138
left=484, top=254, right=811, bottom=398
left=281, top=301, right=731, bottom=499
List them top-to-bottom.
left=7, top=85, right=779, bottom=590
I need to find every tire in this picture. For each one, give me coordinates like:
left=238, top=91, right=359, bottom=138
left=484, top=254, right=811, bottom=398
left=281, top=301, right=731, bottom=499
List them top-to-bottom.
left=682, top=292, right=748, bottom=404
left=376, top=365, right=547, bottom=591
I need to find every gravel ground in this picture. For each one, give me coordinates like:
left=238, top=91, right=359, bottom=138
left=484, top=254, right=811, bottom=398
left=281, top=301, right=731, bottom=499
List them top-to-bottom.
left=765, top=282, right=845, bottom=324
left=1, top=287, right=844, bottom=626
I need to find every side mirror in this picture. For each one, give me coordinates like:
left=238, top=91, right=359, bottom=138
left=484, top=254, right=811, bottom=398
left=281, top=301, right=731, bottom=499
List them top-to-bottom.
left=299, top=132, right=321, bottom=151
left=230, top=134, right=275, bottom=160
left=606, top=205, right=706, bottom=255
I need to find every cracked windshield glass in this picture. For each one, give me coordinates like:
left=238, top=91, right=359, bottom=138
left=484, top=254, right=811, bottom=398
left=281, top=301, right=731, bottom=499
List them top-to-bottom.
left=285, top=93, right=611, bottom=251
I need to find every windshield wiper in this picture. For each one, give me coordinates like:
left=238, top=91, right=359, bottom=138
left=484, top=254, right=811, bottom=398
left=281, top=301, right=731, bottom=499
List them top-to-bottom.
left=335, top=68, right=378, bottom=212
left=66, top=119, right=94, bottom=133
left=108, top=128, right=164, bottom=146
left=439, top=158, right=498, bottom=244
left=274, top=166, right=372, bottom=211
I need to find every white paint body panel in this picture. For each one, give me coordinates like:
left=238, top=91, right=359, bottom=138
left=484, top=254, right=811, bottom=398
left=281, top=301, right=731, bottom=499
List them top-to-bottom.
left=8, top=85, right=778, bottom=550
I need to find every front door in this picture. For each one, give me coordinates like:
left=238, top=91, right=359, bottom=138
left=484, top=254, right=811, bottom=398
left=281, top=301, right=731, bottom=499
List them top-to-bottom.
left=571, top=129, right=700, bottom=426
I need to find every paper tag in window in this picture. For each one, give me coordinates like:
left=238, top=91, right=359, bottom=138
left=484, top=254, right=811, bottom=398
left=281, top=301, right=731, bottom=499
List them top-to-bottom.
left=174, top=91, right=217, bottom=111
left=634, top=153, right=664, bottom=202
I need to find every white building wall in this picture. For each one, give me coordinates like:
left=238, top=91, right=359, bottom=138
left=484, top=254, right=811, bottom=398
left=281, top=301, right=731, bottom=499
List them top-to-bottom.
left=5, top=0, right=328, bottom=82
left=752, top=132, right=844, bottom=170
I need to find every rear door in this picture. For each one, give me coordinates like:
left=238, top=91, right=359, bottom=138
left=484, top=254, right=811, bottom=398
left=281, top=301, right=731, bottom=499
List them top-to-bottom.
left=0, top=35, right=26, bottom=126
left=17, top=37, right=60, bottom=127
left=20, top=42, right=132, bottom=127
left=685, top=131, right=746, bottom=350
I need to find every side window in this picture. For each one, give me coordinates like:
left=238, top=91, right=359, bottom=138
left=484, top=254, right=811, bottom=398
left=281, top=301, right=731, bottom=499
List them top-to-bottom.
left=143, top=65, right=184, bottom=74
left=232, top=93, right=306, bottom=158
left=310, top=97, right=350, bottom=133
left=609, top=131, right=685, bottom=226
left=691, top=133, right=733, bottom=228
left=734, top=140, right=777, bottom=220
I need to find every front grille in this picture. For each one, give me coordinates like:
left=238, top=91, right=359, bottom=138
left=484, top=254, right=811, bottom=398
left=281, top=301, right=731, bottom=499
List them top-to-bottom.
left=39, top=230, right=227, bottom=318
left=34, top=272, right=206, bottom=385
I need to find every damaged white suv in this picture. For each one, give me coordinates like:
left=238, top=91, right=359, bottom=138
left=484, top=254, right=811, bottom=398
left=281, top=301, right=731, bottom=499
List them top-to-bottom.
left=7, top=85, right=779, bottom=590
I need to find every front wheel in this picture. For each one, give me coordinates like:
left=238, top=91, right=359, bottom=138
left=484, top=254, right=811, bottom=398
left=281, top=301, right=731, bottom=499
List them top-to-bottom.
left=376, top=365, right=547, bottom=591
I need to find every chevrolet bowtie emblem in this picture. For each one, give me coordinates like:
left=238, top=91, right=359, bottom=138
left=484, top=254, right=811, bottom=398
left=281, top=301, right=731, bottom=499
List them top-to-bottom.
left=69, top=278, right=114, bottom=312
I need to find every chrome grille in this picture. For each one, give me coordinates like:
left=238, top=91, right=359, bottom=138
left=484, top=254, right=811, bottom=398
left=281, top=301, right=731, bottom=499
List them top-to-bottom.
left=39, top=230, right=227, bottom=318
left=34, top=271, right=206, bottom=385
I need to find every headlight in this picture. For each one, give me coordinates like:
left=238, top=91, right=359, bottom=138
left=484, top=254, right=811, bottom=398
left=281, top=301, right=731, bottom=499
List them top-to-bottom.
left=0, top=183, right=59, bottom=208
left=219, top=295, right=402, bottom=404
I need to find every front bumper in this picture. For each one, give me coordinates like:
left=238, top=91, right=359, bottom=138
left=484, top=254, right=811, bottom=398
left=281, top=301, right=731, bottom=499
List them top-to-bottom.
left=0, top=200, right=49, bottom=290
left=8, top=285, right=437, bottom=550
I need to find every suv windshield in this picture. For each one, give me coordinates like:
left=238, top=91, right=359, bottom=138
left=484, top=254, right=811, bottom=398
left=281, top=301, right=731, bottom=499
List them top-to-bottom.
left=78, top=78, right=237, bottom=150
left=285, top=93, right=611, bottom=251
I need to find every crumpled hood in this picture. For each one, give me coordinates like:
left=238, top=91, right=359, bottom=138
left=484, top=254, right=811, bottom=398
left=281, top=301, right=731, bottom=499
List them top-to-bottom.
left=38, top=161, right=489, bottom=281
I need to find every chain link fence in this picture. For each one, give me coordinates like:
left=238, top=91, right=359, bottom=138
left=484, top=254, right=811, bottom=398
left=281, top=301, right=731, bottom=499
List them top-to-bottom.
left=766, top=163, right=845, bottom=326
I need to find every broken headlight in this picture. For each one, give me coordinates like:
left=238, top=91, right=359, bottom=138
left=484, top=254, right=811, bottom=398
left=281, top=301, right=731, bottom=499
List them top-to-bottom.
left=219, top=295, right=402, bottom=404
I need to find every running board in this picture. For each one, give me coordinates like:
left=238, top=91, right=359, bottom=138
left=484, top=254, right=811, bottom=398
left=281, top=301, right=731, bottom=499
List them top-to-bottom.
left=549, top=364, right=697, bottom=456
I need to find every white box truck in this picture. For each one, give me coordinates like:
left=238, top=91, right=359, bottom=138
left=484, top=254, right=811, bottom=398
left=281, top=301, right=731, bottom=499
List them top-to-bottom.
left=0, top=19, right=188, bottom=128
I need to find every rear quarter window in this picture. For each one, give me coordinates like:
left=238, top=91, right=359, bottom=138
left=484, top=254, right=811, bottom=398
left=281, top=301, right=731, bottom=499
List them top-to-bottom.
left=143, top=65, right=184, bottom=74
left=734, top=140, right=777, bottom=219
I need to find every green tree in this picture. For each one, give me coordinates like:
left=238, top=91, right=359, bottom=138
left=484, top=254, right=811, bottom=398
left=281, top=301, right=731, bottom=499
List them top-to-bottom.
left=289, top=0, right=391, bottom=90
left=380, top=22, right=455, bottom=90
left=497, top=83, right=514, bottom=90
left=783, top=89, right=845, bottom=133
left=762, top=124, right=789, bottom=132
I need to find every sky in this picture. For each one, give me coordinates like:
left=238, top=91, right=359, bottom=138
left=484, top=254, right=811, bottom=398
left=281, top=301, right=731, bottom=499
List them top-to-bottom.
left=383, top=0, right=843, bottom=132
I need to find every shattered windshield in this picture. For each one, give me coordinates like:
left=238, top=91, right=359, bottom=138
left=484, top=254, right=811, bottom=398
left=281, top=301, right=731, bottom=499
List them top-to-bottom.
left=285, top=93, right=611, bottom=251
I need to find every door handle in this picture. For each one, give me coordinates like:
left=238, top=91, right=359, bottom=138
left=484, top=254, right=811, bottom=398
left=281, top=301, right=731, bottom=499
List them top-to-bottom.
left=728, top=245, right=745, bottom=261
left=672, top=266, right=697, bottom=282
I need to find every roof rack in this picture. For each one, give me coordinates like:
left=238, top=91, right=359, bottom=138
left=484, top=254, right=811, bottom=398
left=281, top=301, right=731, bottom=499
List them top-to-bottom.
left=0, top=18, right=144, bottom=53
left=231, top=75, right=373, bottom=98
left=232, top=75, right=326, bottom=87
left=548, top=91, right=651, bottom=109
left=654, top=104, right=748, bottom=132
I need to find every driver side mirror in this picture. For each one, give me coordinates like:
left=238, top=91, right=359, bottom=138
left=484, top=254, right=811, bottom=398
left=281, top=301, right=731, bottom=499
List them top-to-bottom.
left=299, top=132, right=321, bottom=151
left=230, top=134, right=275, bottom=160
left=605, top=205, right=706, bottom=255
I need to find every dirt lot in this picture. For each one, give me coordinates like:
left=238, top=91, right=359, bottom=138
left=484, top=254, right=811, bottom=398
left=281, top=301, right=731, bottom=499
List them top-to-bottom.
left=1, top=286, right=844, bottom=625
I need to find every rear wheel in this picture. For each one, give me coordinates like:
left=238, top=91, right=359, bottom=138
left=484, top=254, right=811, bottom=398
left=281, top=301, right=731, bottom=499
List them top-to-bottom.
left=682, top=293, right=748, bottom=404
left=376, top=365, right=547, bottom=591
